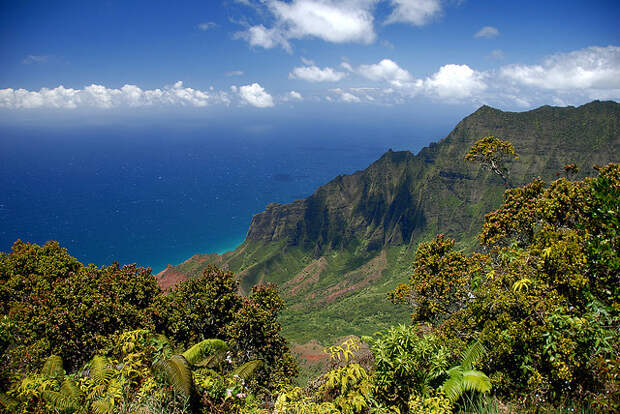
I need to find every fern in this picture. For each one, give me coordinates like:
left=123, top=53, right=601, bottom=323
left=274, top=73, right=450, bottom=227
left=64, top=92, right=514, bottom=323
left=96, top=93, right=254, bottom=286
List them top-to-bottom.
left=181, top=338, right=228, bottom=366
left=460, top=340, right=486, bottom=370
left=440, top=341, right=491, bottom=402
left=41, top=355, right=65, bottom=378
left=89, top=355, right=115, bottom=385
left=153, top=355, right=193, bottom=397
left=231, top=359, right=263, bottom=380
left=43, top=378, right=82, bottom=411
left=91, top=397, right=114, bottom=414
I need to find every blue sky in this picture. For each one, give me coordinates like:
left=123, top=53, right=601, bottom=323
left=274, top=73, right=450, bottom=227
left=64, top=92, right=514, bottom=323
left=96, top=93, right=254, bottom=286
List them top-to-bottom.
left=0, top=0, right=618, bottom=116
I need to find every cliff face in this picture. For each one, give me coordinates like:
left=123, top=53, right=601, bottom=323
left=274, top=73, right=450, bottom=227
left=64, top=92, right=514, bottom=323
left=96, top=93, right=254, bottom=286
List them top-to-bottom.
left=158, top=100, right=620, bottom=344
left=243, top=101, right=620, bottom=254
left=245, top=150, right=419, bottom=253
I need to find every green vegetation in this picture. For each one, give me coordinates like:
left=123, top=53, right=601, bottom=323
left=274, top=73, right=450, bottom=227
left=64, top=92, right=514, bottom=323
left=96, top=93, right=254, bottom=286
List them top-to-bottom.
left=159, top=101, right=619, bottom=351
left=1, top=102, right=619, bottom=412
left=2, top=162, right=616, bottom=412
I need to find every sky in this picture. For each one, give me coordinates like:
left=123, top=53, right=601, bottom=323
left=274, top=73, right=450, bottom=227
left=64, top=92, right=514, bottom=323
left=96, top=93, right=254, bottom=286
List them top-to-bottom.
left=0, top=0, right=619, bottom=119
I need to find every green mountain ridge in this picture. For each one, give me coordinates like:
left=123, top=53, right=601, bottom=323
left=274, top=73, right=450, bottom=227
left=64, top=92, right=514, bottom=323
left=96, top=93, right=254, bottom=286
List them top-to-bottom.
left=158, top=100, right=620, bottom=345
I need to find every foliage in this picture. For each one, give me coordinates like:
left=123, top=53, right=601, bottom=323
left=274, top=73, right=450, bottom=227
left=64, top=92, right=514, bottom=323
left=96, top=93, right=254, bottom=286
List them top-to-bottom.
left=465, top=136, right=518, bottom=186
left=395, top=163, right=619, bottom=410
left=388, top=235, right=488, bottom=324
left=0, top=240, right=162, bottom=373
left=1, top=242, right=296, bottom=412
left=223, top=283, right=298, bottom=391
left=364, top=324, right=450, bottom=412
left=440, top=341, right=491, bottom=403
left=321, top=364, right=372, bottom=413
left=408, top=389, right=453, bottom=414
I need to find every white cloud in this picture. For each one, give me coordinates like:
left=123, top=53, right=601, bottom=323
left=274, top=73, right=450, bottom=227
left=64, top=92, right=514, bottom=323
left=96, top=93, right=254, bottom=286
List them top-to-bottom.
left=235, top=0, right=378, bottom=50
left=385, top=0, right=442, bottom=26
left=197, top=22, right=217, bottom=31
left=236, top=24, right=292, bottom=52
left=474, top=26, right=499, bottom=38
left=500, top=46, right=620, bottom=91
left=357, top=59, right=413, bottom=87
left=340, top=62, right=354, bottom=72
left=422, top=64, right=487, bottom=99
left=289, top=65, right=347, bottom=82
left=226, top=70, right=244, bottom=76
left=0, top=81, right=229, bottom=109
left=238, top=83, right=275, bottom=107
left=330, top=88, right=362, bottom=103
left=288, top=90, right=303, bottom=100
left=341, top=92, right=361, bottom=102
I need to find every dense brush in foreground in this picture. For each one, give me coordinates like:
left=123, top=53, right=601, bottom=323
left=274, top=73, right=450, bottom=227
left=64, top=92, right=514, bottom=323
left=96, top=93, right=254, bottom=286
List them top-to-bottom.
left=1, top=163, right=618, bottom=413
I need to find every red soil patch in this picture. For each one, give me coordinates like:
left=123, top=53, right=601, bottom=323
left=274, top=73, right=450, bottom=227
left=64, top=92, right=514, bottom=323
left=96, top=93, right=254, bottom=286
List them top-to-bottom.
left=283, top=257, right=327, bottom=297
left=156, top=265, right=189, bottom=292
left=292, top=340, right=329, bottom=365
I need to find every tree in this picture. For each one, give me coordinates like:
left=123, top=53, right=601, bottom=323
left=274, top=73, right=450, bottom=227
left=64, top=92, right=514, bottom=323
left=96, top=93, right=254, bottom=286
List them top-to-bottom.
left=465, top=136, right=518, bottom=187
left=394, top=164, right=619, bottom=409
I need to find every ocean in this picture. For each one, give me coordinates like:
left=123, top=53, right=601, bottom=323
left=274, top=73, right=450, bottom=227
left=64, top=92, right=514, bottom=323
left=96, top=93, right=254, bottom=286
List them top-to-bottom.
left=0, top=113, right=449, bottom=273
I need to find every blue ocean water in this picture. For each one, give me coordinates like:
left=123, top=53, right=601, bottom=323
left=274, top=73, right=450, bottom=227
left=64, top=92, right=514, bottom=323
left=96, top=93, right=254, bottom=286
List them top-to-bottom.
left=0, top=114, right=448, bottom=273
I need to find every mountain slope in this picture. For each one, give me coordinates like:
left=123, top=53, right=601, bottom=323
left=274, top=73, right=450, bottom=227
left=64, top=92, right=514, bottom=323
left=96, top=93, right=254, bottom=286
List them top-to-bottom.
left=159, top=100, right=620, bottom=344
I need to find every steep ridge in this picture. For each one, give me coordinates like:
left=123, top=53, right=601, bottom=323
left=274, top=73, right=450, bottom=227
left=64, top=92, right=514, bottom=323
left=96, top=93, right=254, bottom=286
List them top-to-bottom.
left=158, top=100, right=620, bottom=344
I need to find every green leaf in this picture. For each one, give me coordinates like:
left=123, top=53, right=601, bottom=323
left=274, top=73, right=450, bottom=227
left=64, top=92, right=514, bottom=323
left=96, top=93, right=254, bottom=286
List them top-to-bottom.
left=181, top=338, right=228, bottom=366
left=41, top=355, right=64, bottom=378
left=231, top=360, right=263, bottom=380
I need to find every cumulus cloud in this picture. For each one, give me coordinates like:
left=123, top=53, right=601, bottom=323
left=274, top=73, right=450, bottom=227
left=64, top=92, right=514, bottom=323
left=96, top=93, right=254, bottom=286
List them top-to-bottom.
left=235, top=0, right=378, bottom=50
left=385, top=0, right=441, bottom=26
left=235, top=24, right=292, bottom=52
left=474, top=26, right=499, bottom=38
left=332, top=46, right=620, bottom=106
left=500, top=46, right=620, bottom=91
left=350, top=59, right=485, bottom=100
left=357, top=59, right=413, bottom=87
left=421, top=64, right=487, bottom=99
left=289, top=65, right=347, bottom=82
left=0, top=81, right=231, bottom=109
left=238, top=83, right=275, bottom=107
left=331, top=88, right=362, bottom=103
left=283, top=90, right=303, bottom=101
left=290, top=91, right=303, bottom=100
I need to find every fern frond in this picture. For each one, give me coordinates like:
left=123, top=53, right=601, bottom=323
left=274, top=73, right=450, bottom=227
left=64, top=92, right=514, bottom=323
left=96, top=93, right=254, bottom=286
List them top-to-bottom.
left=181, top=339, right=228, bottom=365
left=460, top=340, right=486, bottom=370
left=194, top=352, right=225, bottom=368
left=41, top=355, right=64, bottom=378
left=90, top=355, right=115, bottom=385
left=153, top=355, right=193, bottom=396
left=231, top=360, right=263, bottom=380
left=441, top=367, right=491, bottom=402
left=461, top=370, right=491, bottom=394
left=441, top=371, right=464, bottom=402
left=43, top=378, right=82, bottom=411
left=91, top=398, right=114, bottom=414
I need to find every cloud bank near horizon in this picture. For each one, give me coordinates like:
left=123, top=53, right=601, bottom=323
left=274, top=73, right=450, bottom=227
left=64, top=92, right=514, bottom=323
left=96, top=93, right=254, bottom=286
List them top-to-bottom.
left=1, top=46, right=618, bottom=112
